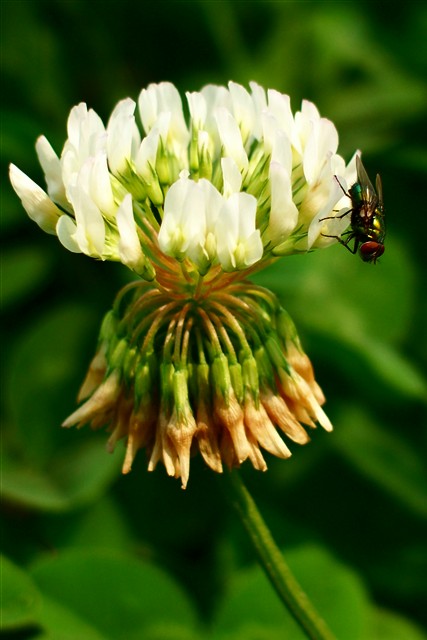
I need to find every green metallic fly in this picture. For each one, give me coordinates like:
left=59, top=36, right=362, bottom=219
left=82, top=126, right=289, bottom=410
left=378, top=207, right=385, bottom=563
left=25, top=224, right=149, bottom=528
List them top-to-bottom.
left=322, top=155, right=386, bottom=264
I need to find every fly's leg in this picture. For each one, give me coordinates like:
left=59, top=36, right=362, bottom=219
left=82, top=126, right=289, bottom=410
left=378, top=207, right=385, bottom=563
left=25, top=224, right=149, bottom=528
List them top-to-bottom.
left=334, top=175, right=351, bottom=199
left=319, top=176, right=352, bottom=222
left=321, top=231, right=359, bottom=254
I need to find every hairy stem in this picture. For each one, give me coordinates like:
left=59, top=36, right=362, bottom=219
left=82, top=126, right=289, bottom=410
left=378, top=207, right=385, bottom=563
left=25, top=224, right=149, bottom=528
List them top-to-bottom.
left=224, top=471, right=337, bottom=640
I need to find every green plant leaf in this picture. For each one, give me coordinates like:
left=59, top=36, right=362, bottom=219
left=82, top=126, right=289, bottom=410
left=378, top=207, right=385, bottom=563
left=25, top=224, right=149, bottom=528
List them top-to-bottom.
left=0, top=245, right=53, bottom=308
left=4, top=303, right=99, bottom=463
left=332, top=405, right=427, bottom=518
left=1, top=437, right=122, bottom=512
left=39, top=495, right=136, bottom=551
left=212, top=545, right=370, bottom=640
left=30, top=549, right=200, bottom=640
left=1, top=555, right=42, bottom=630
left=33, top=594, right=108, bottom=640
left=367, top=608, right=427, bottom=640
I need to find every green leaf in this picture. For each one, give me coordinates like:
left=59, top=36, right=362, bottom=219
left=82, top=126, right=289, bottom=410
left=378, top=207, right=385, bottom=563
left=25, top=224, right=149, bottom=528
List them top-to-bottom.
left=0, top=245, right=53, bottom=308
left=4, top=303, right=99, bottom=464
left=354, top=337, right=427, bottom=402
left=332, top=405, right=427, bottom=518
left=1, top=437, right=122, bottom=512
left=39, top=495, right=136, bottom=550
left=212, top=545, right=370, bottom=640
left=30, top=549, right=200, bottom=640
left=1, top=555, right=42, bottom=630
left=34, top=594, right=108, bottom=640
left=367, top=608, right=427, bottom=640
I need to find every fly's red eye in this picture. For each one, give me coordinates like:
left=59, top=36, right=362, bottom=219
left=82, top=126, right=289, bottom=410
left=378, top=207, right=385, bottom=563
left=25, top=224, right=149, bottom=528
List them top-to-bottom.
left=360, top=241, right=385, bottom=263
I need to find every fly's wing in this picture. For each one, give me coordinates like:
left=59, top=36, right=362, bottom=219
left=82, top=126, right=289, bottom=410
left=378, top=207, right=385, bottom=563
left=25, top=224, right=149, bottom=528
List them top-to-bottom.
left=356, top=155, right=378, bottom=208
left=375, top=173, right=384, bottom=208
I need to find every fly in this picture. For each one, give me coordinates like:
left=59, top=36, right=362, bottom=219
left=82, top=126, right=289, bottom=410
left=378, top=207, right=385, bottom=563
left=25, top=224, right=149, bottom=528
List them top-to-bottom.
left=321, top=155, right=386, bottom=263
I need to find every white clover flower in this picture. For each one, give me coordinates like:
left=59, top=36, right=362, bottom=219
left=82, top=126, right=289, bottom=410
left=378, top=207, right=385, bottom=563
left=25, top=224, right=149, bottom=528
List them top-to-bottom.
left=10, top=80, right=358, bottom=278
left=11, top=81, right=371, bottom=487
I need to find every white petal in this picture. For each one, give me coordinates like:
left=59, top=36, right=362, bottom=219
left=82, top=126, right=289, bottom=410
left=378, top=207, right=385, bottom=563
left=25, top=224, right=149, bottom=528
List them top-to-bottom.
left=228, top=81, right=255, bottom=144
left=249, top=81, right=267, bottom=139
left=138, top=82, right=189, bottom=149
left=138, top=86, right=158, bottom=134
left=266, top=90, right=293, bottom=139
left=186, top=91, right=207, bottom=129
left=107, top=98, right=136, bottom=175
left=66, top=103, right=88, bottom=148
left=66, top=103, right=105, bottom=156
left=214, top=107, right=248, bottom=172
left=303, top=118, right=338, bottom=185
left=135, top=128, right=159, bottom=177
left=35, top=135, right=67, bottom=207
left=89, top=153, right=116, bottom=217
left=221, top=157, right=242, bottom=197
left=267, top=162, right=299, bottom=245
left=9, top=164, right=62, bottom=234
left=159, top=174, right=202, bottom=258
left=307, top=177, right=345, bottom=249
left=199, top=179, right=223, bottom=231
left=67, top=183, right=105, bottom=257
left=235, top=191, right=257, bottom=238
left=216, top=192, right=262, bottom=270
left=116, top=193, right=145, bottom=269
left=56, top=215, right=81, bottom=252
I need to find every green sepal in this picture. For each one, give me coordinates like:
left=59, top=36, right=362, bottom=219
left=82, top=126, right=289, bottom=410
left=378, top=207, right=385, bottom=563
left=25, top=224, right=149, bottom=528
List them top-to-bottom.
left=189, top=128, right=199, bottom=175
left=198, top=141, right=213, bottom=181
left=135, top=256, right=156, bottom=282
left=276, top=308, right=300, bottom=347
left=99, top=309, right=118, bottom=342
left=265, top=334, right=291, bottom=374
left=109, top=338, right=129, bottom=371
left=254, top=345, right=276, bottom=388
left=122, top=346, right=138, bottom=382
left=211, top=353, right=232, bottom=403
left=241, top=353, right=260, bottom=405
left=134, top=354, right=158, bottom=408
left=160, top=361, right=176, bottom=414
left=229, top=361, right=244, bottom=405
left=196, top=362, right=210, bottom=396
left=172, top=367, right=190, bottom=413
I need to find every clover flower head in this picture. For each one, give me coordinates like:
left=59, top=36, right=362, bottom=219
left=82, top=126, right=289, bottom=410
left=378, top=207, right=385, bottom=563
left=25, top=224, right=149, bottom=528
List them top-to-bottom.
left=10, top=81, right=357, bottom=487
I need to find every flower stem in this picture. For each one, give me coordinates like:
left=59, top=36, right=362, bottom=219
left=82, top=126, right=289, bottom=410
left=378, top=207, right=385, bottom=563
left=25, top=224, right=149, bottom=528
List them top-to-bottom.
left=223, top=471, right=337, bottom=640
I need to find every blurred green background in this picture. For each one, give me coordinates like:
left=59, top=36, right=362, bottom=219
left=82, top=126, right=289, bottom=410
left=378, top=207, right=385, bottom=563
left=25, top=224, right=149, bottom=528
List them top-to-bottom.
left=2, top=1, right=427, bottom=638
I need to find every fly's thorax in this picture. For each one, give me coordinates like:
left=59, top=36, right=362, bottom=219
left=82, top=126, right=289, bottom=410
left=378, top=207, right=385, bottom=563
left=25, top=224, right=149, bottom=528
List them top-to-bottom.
left=349, top=182, right=363, bottom=206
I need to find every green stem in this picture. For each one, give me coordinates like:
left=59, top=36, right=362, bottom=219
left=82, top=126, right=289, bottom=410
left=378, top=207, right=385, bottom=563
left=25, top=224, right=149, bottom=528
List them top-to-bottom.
left=224, top=471, right=337, bottom=640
